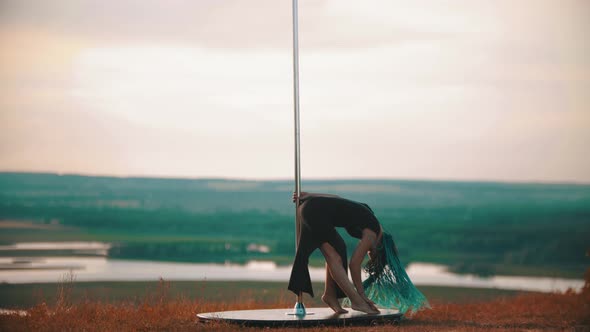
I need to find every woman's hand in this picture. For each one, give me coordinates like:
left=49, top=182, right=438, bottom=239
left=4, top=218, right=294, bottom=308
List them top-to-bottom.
left=292, top=191, right=309, bottom=203
left=292, top=192, right=341, bottom=203
left=360, top=293, right=379, bottom=312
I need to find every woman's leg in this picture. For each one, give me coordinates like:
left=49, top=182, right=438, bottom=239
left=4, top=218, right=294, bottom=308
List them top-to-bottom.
left=322, top=231, right=348, bottom=313
left=320, top=242, right=379, bottom=314
left=322, top=263, right=348, bottom=313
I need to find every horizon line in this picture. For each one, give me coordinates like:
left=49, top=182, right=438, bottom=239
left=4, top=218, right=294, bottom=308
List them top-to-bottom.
left=1, top=170, right=589, bottom=186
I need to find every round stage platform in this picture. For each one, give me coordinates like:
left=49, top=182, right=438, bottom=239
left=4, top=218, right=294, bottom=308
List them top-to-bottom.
left=197, top=307, right=403, bottom=327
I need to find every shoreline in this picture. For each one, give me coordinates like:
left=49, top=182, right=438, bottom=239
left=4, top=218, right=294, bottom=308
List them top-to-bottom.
left=0, top=258, right=584, bottom=294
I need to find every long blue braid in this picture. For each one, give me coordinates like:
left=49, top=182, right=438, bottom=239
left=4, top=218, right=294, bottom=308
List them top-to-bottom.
left=344, top=231, right=430, bottom=314
left=362, top=231, right=430, bottom=314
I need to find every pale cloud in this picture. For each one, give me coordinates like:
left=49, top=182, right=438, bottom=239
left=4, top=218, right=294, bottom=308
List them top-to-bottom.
left=0, top=0, right=589, bottom=182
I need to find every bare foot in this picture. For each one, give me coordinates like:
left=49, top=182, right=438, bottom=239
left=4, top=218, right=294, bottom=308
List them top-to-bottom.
left=322, top=295, right=348, bottom=314
left=351, top=301, right=380, bottom=315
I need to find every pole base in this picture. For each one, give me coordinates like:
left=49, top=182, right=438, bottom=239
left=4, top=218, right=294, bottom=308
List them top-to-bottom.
left=291, top=302, right=306, bottom=316
left=199, top=307, right=403, bottom=327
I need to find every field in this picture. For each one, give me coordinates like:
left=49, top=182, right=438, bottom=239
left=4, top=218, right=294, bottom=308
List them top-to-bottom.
left=1, top=172, right=589, bottom=278
left=1, top=172, right=590, bottom=330
left=0, top=277, right=589, bottom=331
left=0, top=280, right=525, bottom=310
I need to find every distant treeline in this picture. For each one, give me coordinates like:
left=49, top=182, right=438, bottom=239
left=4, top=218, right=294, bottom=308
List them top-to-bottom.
left=1, top=172, right=589, bottom=277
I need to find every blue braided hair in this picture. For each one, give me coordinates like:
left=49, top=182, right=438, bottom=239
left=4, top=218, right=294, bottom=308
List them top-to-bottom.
left=362, top=231, right=430, bottom=314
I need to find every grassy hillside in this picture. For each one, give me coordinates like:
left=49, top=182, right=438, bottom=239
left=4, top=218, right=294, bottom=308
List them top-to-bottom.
left=1, top=172, right=589, bottom=277
left=1, top=278, right=589, bottom=331
left=0, top=280, right=524, bottom=309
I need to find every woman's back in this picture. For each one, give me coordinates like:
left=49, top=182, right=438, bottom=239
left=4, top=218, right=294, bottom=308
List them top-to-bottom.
left=301, top=196, right=380, bottom=239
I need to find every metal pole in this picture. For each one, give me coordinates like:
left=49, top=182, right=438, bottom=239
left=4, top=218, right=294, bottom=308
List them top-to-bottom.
left=292, top=0, right=305, bottom=316
left=292, top=0, right=301, bottom=248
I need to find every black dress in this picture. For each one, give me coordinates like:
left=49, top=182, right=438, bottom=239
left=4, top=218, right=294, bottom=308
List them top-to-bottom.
left=287, top=196, right=381, bottom=298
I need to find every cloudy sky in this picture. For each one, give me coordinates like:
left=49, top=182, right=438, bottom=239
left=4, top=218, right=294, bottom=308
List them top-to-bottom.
left=1, top=0, right=589, bottom=183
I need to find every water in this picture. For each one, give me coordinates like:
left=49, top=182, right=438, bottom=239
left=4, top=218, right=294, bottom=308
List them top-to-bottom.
left=0, top=241, right=111, bottom=256
left=0, top=242, right=584, bottom=293
left=0, top=242, right=111, bottom=251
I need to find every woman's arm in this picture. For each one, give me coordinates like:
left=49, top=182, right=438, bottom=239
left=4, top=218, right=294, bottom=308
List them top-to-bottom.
left=349, top=229, right=379, bottom=310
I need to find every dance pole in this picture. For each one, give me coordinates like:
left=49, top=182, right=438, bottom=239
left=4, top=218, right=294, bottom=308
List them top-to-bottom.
left=292, top=0, right=306, bottom=316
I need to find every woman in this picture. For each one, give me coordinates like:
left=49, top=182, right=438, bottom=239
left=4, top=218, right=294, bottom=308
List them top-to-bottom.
left=288, top=192, right=429, bottom=315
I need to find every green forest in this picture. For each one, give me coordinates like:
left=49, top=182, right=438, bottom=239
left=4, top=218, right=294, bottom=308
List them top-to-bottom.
left=1, top=172, right=588, bottom=278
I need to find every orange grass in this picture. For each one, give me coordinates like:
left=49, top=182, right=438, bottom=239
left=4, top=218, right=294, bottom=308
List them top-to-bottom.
left=1, top=274, right=589, bottom=332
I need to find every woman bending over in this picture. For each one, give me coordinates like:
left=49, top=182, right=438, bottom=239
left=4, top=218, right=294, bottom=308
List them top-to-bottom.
left=288, top=192, right=429, bottom=315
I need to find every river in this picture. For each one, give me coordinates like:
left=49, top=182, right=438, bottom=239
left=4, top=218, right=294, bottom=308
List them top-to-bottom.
left=0, top=254, right=584, bottom=293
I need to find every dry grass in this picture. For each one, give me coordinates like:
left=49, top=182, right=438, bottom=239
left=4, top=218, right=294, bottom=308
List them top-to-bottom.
left=1, top=274, right=589, bottom=332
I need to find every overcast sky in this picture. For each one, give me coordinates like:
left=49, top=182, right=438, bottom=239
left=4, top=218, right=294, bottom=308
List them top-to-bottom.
left=1, top=0, right=589, bottom=183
